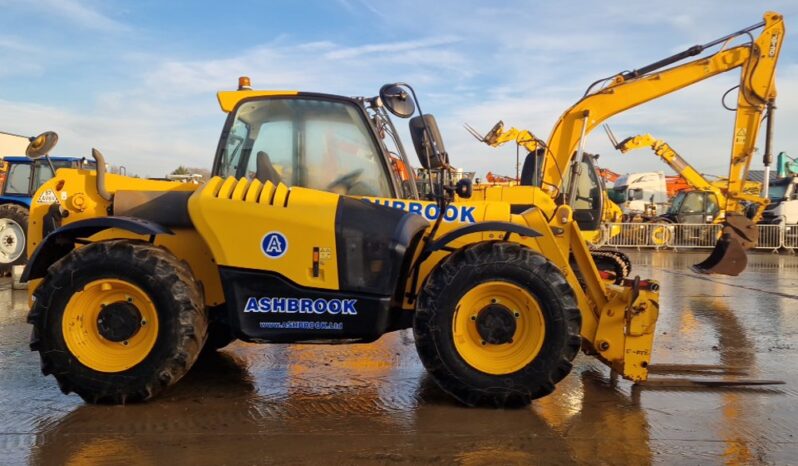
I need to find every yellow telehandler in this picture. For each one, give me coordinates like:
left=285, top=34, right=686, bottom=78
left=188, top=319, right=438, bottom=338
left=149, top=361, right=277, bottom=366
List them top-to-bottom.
left=22, top=12, right=783, bottom=406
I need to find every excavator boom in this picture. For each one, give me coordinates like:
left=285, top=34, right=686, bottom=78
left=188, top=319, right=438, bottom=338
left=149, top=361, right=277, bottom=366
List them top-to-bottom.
left=541, top=12, right=783, bottom=275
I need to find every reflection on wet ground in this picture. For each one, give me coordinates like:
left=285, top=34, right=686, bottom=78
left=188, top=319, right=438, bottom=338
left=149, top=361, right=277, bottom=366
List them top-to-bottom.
left=1, top=251, right=796, bottom=464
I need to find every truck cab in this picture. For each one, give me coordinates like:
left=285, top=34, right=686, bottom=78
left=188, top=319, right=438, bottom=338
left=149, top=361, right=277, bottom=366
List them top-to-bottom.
left=609, top=172, right=668, bottom=221
left=761, top=177, right=798, bottom=225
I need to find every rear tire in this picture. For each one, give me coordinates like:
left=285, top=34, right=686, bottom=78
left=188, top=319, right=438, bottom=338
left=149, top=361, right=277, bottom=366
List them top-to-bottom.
left=0, top=204, right=28, bottom=275
left=28, top=240, right=207, bottom=404
left=414, top=241, right=581, bottom=407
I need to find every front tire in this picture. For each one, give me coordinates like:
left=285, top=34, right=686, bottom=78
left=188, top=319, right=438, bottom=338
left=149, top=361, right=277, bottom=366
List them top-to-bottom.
left=28, top=240, right=207, bottom=403
left=414, top=242, right=581, bottom=407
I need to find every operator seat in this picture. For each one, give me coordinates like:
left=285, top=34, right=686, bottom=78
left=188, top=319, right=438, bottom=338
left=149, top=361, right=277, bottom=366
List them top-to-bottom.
left=255, top=151, right=281, bottom=184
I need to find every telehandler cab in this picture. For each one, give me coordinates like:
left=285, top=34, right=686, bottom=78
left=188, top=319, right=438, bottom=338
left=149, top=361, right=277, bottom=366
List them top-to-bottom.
left=23, top=12, right=782, bottom=406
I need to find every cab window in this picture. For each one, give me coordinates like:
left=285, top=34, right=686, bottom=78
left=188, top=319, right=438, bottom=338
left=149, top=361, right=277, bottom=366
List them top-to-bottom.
left=217, top=98, right=392, bottom=197
left=33, top=160, right=73, bottom=192
left=5, top=163, right=31, bottom=195
left=680, top=192, right=704, bottom=213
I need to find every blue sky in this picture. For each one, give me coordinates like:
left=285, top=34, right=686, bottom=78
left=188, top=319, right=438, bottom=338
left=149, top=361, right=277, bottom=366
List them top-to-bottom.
left=0, top=0, right=796, bottom=179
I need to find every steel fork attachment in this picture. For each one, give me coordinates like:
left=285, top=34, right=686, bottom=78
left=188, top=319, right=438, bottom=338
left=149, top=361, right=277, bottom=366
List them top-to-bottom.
left=638, top=363, right=784, bottom=388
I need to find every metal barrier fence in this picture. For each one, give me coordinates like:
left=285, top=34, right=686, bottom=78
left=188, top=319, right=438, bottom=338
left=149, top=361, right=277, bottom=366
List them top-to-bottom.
left=596, top=222, right=798, bottom=251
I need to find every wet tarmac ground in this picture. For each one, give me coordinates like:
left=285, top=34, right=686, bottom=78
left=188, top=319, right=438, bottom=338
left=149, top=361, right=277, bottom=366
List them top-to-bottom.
left=1, top=251, right=797, bottom=465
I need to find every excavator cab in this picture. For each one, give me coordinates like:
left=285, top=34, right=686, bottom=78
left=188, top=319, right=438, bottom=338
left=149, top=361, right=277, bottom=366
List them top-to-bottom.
left=563, top=153, right=604, bottom=232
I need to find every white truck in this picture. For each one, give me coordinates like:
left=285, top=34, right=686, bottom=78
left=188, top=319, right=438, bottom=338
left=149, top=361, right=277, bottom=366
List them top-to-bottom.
left=760, top=153, right=798, bottom=226
left=607, top=171, right=669, bottom=221
left=761, top=179, right=798, bottom=225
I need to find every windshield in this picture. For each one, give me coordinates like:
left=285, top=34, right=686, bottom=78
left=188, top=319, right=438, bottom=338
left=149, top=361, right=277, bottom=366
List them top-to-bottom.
left=216, top=98, right=392, bottom=197
left=668, top=191, right=686, bottom=214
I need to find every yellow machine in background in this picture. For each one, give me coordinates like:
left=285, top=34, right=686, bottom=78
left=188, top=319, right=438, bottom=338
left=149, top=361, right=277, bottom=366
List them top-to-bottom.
left=465, top=11, right=782, bottom=275
left=20, top=12, right=783, bottom=407
left=467, top=121, right=625, bottom=243
left=609, top=131, right=764, bottom=226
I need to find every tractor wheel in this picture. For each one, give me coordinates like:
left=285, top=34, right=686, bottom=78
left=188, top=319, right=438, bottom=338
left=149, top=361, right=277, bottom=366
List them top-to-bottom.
left=0, top=204, right=28, bottom=275
left=28, top=240, right=207, bottom=404
left=414, top=241, right=581, bottom=407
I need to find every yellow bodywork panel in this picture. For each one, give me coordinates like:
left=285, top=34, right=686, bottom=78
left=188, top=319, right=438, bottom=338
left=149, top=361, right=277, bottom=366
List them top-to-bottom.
left=27, top=170, right=225, bottom=307
left=188, top=177, right=341, bottom=289
left=469, top=183, right=619, bottom=244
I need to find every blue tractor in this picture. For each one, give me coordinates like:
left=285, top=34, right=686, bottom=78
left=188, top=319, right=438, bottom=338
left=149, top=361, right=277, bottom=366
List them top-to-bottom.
left=0, top=156, right=92, bottom=273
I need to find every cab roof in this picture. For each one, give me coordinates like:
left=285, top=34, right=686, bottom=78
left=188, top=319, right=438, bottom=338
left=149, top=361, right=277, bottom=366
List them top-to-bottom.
left=216, top=89, right=365, bottom=113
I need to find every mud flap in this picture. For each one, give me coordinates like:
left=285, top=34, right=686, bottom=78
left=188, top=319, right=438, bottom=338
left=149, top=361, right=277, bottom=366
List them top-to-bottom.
left=691, top=213, right=758, bottom=276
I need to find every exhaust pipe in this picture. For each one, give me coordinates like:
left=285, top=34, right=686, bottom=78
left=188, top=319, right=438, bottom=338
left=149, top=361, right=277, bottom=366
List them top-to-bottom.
left=91, top=148, right=112, bottom=202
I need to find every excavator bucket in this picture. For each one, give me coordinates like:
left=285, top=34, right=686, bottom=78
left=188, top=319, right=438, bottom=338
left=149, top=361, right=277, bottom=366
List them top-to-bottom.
left=691, top=213, right=758, bottom=276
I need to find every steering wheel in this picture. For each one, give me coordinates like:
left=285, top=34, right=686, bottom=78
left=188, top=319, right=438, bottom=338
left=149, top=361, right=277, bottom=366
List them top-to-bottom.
left=326, top=169, right=365, bottom=193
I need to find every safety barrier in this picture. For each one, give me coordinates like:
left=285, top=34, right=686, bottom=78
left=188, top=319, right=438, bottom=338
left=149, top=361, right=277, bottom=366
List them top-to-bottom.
left=597, top=222, right=798, bottom=251
left=756, top=224, right=782, bottom=251
left=784, top=224, right=798, bottom=250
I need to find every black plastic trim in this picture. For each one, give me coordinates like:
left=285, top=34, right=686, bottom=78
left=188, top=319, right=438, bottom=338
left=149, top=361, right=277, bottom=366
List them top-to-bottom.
left=334, top=197, right=428, bottom=295
left=22, top=216, right=173, bottom=281
left=424, top=221, right=540, bottom=255
left=219, top=267, right=412, bottom=343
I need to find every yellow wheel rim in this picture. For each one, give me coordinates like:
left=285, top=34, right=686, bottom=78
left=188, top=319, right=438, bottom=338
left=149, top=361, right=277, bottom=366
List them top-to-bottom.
left=650, top=225, right=671, bottom=246
left=62, top=279, right=159, bottom=373
left=453, top=281, right=545, bottom=375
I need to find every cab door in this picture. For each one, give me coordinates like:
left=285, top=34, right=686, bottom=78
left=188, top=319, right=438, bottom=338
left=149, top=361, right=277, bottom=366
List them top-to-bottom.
left=565, top=154, right=604, bottom=232
left=675, top=191, right=708, bottom=224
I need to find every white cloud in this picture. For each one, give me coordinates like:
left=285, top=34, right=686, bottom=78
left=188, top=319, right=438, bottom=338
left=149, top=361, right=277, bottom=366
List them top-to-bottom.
left=5, top=0, right=129, bottom=32
left=324, top=36, right=461, bottom=60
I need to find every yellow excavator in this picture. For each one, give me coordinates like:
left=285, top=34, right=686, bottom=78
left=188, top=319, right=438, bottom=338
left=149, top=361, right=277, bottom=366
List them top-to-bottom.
left=466, top=11, right=782, bottom=275
left=20, top=12, right=783, bottom=406
left=468, top=121, right=625, bottom=232
left=466, top=122, right=631, bottom=280
left=607, top=130, right=763, bottom=225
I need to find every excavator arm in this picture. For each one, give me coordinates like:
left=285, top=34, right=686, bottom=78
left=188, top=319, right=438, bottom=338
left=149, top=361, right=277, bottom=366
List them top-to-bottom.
left=540, top=12, right=783, bottom=275
left=541, top=12, right=783, bottom=195
left=465, top=120, right=542, bottom=154
left=611, top=132, right=767, bottom=221
left=615, top=134, right=719, bottom=195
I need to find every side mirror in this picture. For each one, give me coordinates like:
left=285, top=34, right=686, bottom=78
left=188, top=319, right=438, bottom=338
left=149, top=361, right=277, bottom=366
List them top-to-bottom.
left=379, top=84, right=415, bottom=118
left=409, top=114, right=448, bottom=169
left=26, top=131, right=59, bottom=159
left=455, top=178, right=472, bottom=199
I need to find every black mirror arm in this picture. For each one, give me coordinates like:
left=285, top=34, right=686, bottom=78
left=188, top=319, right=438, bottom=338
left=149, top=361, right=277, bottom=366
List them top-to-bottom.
left=394, top=82, right=438, bottom=198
